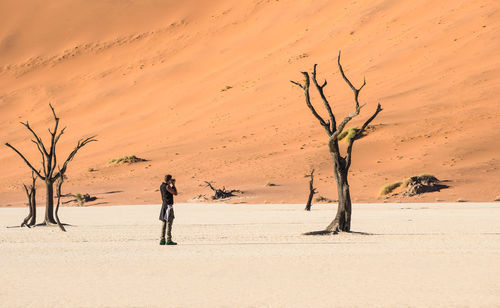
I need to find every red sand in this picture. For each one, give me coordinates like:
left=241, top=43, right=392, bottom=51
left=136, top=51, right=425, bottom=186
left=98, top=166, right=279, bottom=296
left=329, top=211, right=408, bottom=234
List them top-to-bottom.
left=1, top=0, right=499, bottom=206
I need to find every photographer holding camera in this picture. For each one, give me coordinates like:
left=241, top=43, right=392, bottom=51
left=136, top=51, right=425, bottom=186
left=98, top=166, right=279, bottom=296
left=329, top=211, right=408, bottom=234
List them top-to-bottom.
left=159, top=174, right=178, bottom=245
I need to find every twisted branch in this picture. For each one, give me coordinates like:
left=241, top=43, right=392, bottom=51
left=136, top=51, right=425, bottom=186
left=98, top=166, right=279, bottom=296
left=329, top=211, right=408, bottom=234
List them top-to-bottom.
left=312, top=64, right=336, bottom=133
left=290, top=72, right=331, bottom=135
left=345, top=103, right=383, bottom=170
left=20, top=121, right=49, bottom=156
left=54, top=136, right=98, bottom=180
left=4, top=143, right=44, bottom=179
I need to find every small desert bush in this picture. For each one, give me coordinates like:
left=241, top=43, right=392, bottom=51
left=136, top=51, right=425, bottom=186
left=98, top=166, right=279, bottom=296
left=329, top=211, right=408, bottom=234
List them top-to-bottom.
left=337, top=127, right=358, bottom=143
left=109, top=155, right=146, bottom=164
left=403, top=174, right=438, bottom=187
left=417, top=174, right=438, bottom=183
left=379, top=181, right=403, bottom=196
left=74, top=193, right=84, bottom=206
left=315, top=195, right=336, bottom=203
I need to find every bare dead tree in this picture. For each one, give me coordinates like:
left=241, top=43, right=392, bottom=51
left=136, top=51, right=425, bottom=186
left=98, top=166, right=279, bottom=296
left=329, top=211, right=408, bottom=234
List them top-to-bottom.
left=291, top=51, right=382, bottom=233
left=5, top=104, right=97, bottom=225
left=305, top=169, right=317, bottom=211
left=21, top=171, right=37, bottom=227
left=205, top=181, right=241, bottom=199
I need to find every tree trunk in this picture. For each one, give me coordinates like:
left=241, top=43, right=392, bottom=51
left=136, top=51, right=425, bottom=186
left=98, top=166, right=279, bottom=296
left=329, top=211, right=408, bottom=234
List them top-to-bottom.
left=325, top=150, right=352, bottom=232
left=326, top=172, right=352, bottom=232
left=54, top=177, right=66, bottom=232
left=44, top=181, right=56, bottom=224
left=21, top=184, right=36, bottom=227
left=29, top=189, right=36, bottom=225
left=305, top=191, right=314, bottom=211
left=21, top=202, right=33, bottom=227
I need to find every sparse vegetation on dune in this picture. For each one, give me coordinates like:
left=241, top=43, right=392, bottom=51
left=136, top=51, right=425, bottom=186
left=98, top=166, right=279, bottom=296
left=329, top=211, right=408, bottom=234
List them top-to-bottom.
left=337, top=127, right=359, bottom=143
left=109, top=155, right=146, bottom=164
left=381, top=173, right=448, bottom=198
left=403, top=174, right=438, bottom=187
left=379, top=181, right=403, bottom=196
left=73, top=193, right=96, bottom=206
left=74, top=193, right=84, bottom=206
left=314, top=195, right=336, bottom=203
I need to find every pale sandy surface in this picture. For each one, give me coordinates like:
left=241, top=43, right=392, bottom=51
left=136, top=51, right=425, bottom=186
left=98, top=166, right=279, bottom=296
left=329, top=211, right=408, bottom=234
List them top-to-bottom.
left=1, top=203, right=499, bottom=307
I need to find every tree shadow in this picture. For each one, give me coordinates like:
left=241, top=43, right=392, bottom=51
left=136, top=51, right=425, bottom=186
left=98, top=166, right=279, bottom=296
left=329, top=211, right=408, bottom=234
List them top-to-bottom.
left=97, top=191, right=123, bottom=195
left=91, top=202, right=109, bottom=206
left=6, top=223, right=74, bottom=229
left=303, top=230, right=374, bottom=236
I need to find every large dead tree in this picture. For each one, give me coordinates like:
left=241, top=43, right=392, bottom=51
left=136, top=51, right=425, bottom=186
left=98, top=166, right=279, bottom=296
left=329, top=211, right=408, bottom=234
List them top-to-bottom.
left=291, top=51, right=382, bottom=233
left=5, top=104, right=97, bottom=226
left=305, top=169, right=317, bottom=211
left=21, top=171, right=37, bottom=227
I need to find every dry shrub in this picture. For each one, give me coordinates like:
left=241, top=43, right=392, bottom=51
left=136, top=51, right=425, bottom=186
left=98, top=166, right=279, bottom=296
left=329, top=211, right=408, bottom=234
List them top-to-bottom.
left=337, top=127, right=358, bottom=143
left=109, top=155, right=146, bottom=164
left=379, top=181, right=403, bottom=196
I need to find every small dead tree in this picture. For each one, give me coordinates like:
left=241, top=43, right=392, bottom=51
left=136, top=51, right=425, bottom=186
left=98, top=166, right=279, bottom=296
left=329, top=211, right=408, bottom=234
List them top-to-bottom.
left=291, top=51, right=382, bottom=233
left=5, top=104, right=97, bottom=226
left=305, top=169, right=317, bottom=211
left=21, top=171, right=37, bottom=227
left=205, top=181, right=241, bottom=199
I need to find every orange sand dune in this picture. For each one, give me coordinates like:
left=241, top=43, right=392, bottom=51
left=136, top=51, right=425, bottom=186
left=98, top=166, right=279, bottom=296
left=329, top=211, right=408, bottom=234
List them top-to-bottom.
left=1, top=0, right=499, bottom=206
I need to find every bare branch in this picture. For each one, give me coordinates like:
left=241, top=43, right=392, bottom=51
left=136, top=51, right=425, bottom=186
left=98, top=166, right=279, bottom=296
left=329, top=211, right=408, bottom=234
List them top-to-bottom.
left=338, top=50, right=365, bottom=110
left=330, top=51, right=370, bottom=140
left=312, top=64, right=336, bottom=132
left=291, top=72, right=331, bottom=135
left=290, top=80, right=304, bottom=88
left=49, top=103, right=58, bottom=120
left=345, top=103, right=383, bottom=170
left=356, top=103, right=383, bottom=138
left=48, top=104, right=60, bottom=156
left=20, top=121, right=49, bottom=156
left=54, top=126, right=66, bottom=145
left=48, top=127, right=67, bottom=179
left=53, top=136, right=98, bottom=180
left=31, top=140, right=47, bottom=177
left=5, top=143, right=44, bottom=179
left=205, top=181, right=216, bottom=191
left=23, top=184, right=30, bottom=196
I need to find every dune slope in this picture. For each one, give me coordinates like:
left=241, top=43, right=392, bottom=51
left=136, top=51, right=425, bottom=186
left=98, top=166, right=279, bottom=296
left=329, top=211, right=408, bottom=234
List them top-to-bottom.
left=1, top=0, right=499, bottom=205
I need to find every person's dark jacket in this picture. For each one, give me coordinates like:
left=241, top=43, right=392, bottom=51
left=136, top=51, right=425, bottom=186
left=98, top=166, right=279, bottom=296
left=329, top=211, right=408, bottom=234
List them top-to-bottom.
left=159, top=182, right=176, bottom=221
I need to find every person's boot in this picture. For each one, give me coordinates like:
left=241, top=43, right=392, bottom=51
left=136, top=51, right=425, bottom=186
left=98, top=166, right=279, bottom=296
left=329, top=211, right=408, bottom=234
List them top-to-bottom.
left=159, top=239, right=166, bottom=245
left=166, top=240, right=177, bottom=245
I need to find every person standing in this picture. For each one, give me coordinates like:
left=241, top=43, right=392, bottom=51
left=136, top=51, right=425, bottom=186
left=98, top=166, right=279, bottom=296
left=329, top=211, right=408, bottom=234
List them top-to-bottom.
left=159, top=174, right=178, bottom=245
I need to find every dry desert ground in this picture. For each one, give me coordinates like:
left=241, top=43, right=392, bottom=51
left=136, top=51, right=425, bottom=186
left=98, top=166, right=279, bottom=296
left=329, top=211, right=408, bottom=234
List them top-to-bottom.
left=1, top=203, right=500, bottom=307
